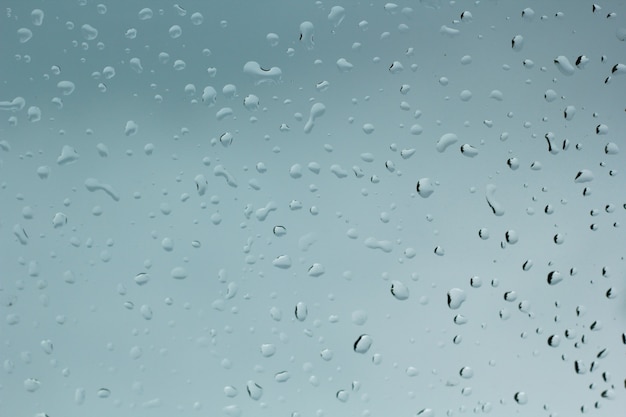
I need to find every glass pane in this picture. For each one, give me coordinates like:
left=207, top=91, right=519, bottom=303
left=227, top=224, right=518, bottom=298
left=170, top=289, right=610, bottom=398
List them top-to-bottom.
left=1, top=1, right=624, bottom=416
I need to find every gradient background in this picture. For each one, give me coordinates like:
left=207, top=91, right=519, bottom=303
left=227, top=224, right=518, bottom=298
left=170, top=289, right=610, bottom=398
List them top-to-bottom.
left=1, top=1, right=625, bottom=416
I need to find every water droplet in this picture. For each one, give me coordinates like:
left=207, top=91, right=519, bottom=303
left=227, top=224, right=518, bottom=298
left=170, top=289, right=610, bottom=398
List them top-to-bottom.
left=328, top=6, right=346, bottom=27
left=138, top=8, right=153, bottom=20
left=31, top=9, right=44, bottom=26
left=460, top=10, right=473, bottom=20
left=190, top=12, right=203, bottom=25
left=299, top=21, right=315, bottom=49
left=81, top=24, right=98, bottom=40
left=17, top=27, right=33, bottom=43
left=512, top=35, right=524, bottom=51
left=553, top=56, right=575, bottom=75
left=336, top=58, right=354, bottom=72
left=243, top=61, right=282, bottom=85
left=389, top=61, right=404, bottom=74
left=243, top=94, right=259, bottom=110
left=304, top=102, right=325, bottom=134
left=362, top=123, right=375, bottom=134
left=220, top=132, right=234, bottom=147
left=436, top=133, right=458, bottom=152
left=604, top=142, right=619, bottom=155
left=460, top=144, right=478, bottom=157
left=57, top=145, right=79, bottom=165
left=574, top=169, right=594, bottom=183
left=84, top=178, right=120, bottom=201
left=416, top=178, right=434, bottom=198
left=485, top=184, right=505, bottom=216
left=273, top=226, right=287, bottom=236
left=505, top=230, right=519, bottom=244
left=364, top=237, right=393, bottom=252
left=272, top=255, right=292, bottom=269
left=522, top=260, right=533, bottom=271
left=308, top=263, right=325, bottom=277
left=171, top=267, right=187, bottom=280
left=547, top=270, right=563, bottom=285
left=470, top=276, right=482, bottom=288
left=390, top=281, right=410, bottom=300
left=447, top=288, right=467, bottom=309
left=504, top=291, right=517, bottom=301
left=295, top=302, right=308, bottom=321
left=140, top=304, right=153, bottom=320
left=267, top=306, right=282, bottom=321
left=353, top=334, right=373, bottom=353
left=547, top=335, right=560, bottom=347
left=40, top=339, right=53, bottom=354
left=260, top=343, right=276, bottom=357
left=130, top=345, right=143, bottom=359
left=320, top=348, right=334, bottom=361
left=459, top=366, right=474, bottom=378
left=275, top=371, right=290, bottom=382
left=246, top=381, right=263, bottom=400
left=97, top=387, right=111, bottom=398
left=336, top=390, right=349, bottom=402
left=514, top=391, right=528, bottom=404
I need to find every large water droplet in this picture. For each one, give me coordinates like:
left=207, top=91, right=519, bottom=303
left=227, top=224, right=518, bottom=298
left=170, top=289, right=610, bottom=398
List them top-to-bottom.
left=554, top=56, right=575, bottom=76
left=485, top=184, right=505, bottom=216
left=447, top=288, right=467, bottom=309
left=459, top=366, right=474, bottom=378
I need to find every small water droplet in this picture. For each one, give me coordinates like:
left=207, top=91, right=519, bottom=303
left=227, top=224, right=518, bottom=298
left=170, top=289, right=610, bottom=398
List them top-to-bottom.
left=272, top=255, right=292, bottom=269
left=547, top=270, right=563, bottom=285
left=390, top=281, right=410, bottom=300
left=295, top=302, right=308, bottom=321
left=351, top=310, right=368, bottom=325
left=260, top=344, right=276, bottom=357
left=459, top=366, right=474, bottom=378
left=246, top=381, right=263, bottom=400
left=97, top=387, right=111, bottom=398
left=514, top=391, right=528, bottom=404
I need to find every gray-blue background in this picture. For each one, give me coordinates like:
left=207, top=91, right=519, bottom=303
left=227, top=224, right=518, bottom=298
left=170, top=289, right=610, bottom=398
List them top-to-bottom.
left=1, top=1, right=625, bottom=416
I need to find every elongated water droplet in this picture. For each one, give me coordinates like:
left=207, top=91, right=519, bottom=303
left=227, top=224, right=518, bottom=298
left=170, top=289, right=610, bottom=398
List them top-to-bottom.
left=436, top=133, right=458, bottom=153
left=485, top=184, right=505, bottom=216
left=295, top=302, right=308, bottom=321
left=246, top=381, right=263, bottom=400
